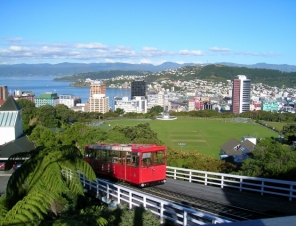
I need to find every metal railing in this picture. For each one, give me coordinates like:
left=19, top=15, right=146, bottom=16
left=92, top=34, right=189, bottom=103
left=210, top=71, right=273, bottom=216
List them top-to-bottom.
left=166, top=166, right=296, bottom=201
left=62, top=168, right=231, bottom=225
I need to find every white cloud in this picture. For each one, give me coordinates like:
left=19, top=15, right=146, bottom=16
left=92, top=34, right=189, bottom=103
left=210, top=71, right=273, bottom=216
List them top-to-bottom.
left=7, top=37, right=23, bottom=42
left=2, top=38, right=279, bottom=64
left=76, top=42, right=108, bottom=49
left=9, top=46, right=23, bottom=51
left=142, top=47, right=159, bottom=51
left=209, top=47, right=231, bottom=52
left=179, top=50, right=205, bottom=56
left=234, top=51, right=278, bottom=57
left=105, top=58, right=115, bottom=63
left=139, top=58, right=152, bottom=64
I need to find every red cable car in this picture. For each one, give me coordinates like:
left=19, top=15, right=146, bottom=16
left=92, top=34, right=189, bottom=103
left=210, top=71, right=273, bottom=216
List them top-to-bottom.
left=84, top=143, right=167, bottom=187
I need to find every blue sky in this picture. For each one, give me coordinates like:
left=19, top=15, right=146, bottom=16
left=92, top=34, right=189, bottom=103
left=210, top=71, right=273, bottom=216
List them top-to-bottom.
left=0, top=0, right=295, bottom=65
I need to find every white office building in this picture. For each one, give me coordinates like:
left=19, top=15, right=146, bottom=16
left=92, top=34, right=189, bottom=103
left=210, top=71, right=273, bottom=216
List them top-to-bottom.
left=59, top=94, right=81, bottom=108
left=114, top=96, right=147, bottom=114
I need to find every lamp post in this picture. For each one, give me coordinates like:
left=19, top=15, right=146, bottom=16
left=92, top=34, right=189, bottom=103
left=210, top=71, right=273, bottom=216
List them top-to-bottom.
left=178, top=143, right=186, bottom=151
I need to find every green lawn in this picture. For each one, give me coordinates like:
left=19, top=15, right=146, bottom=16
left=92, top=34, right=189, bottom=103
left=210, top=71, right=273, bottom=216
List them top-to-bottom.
left=106, top=118, right=279, bottom=159
left=260, top=121, right=287, bottom=132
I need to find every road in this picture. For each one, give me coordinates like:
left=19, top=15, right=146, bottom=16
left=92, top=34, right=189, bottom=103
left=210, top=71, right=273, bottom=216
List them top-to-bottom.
left=0, top=169, right=13, bottom=194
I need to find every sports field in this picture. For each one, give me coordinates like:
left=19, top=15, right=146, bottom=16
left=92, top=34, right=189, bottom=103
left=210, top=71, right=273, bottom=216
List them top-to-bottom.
left=106, top=118, right=279, bottom=159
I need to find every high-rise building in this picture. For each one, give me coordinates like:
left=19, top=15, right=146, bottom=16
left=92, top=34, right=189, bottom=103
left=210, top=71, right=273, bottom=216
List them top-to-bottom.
left=232, top=75, right=251, bottom=114
left=131, top=80, right=146, bottom=99
left=88, top=81, right=108, bottom=113
left=90, top=81, right=106, bottom=97
left=0, top=86, right=8, bottom=101
left=88, top=94, right=109, bottom=113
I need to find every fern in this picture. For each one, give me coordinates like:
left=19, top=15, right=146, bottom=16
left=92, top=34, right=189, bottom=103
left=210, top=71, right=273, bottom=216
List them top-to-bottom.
left=3, top=145, right=100, bottom=224
left=3, top=191, right=54, bottom=225
left=0, top=195, right=8, bottom=226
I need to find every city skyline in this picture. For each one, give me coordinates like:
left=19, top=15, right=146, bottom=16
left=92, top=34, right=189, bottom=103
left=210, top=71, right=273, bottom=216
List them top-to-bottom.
left=1, top=1, right=295, bottom=65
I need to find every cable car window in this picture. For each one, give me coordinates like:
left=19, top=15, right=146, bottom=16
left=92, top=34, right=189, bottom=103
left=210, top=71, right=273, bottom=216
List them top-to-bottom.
left=84, top=148, right=92, bottom=158
left=85, top=148, right=90, bottom=158
left=95, top=150, right=100, bottom=160
left=101, top=150, right=107, bottom=162
left=106, top=150, right=112, bottom=162
left=111, top=150, right=120, bottom=164
left=153, top=151, right=165, bottom=165
left=142, top=152, right=152, bottom=167
left=131, top=153, right=139, bottom=167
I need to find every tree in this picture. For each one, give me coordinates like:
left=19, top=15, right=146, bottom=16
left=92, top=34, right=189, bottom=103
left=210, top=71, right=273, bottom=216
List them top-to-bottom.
left=17, top=99, right=36, bottom=133
left=55, top=104, right=76, bottom=123
left=36, top=105, right=60, bottom=127
left=149, top=106, right=163, bottom=114
left=114, top=108, right=125, bottom=115
left=112, top=123, right=162, bottom=144
left=282, top=124, right=296, bottom=144
left=29, top=126, right=60, bottom=148
left=240, top=138, right=296, bottom=180
left=0, top=145, right=106, bottom=225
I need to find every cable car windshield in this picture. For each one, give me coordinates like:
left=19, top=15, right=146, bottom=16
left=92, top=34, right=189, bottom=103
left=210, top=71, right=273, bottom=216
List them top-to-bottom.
left=141, top=151, right=165, bottom=167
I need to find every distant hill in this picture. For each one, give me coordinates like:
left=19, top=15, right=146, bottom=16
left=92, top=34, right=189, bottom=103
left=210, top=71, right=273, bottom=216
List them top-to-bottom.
left=0, top=62, right=295, bottom=77
left=0, top=62, right=196, bottom=77
left=218, top=62, right=296, bottom=73
left=55, top=64, right=296, bottom=88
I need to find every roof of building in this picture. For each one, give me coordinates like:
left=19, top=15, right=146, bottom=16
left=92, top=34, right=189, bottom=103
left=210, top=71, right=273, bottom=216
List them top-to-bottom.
left=0, top=96, right=22, bottom=111
left=0, top=111, right=18, bottom=127
left=0, top=135, right=35, bottom=160
left=220, top=137, right=256, bottom=162
left=220, top=138, right=241, bottom=156
left=240, top=140, right=256, bottom=153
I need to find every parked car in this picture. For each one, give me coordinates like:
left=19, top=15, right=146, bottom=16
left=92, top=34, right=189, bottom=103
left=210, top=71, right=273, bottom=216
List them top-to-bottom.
left=0, top=162, right=5, bottom=171
left=13, top=163, right=22, bottom=170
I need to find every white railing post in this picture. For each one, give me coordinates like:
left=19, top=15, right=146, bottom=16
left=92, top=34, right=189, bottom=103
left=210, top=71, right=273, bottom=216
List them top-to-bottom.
left=174, top=169, right=177, bottom=180
left=189, top=171, right=192, bottom=182
left=205, top=173, right=208, bottom=186
left=221, top=175, right=224, bottom=188
left=239, top=178, right=243, bottom=191
left=96, top=181, right=99, bottom=198
left=261, top=181, right=265, bottom=195
left=107, top=184, right=110, bottom=201
left=290, top=184, right=293, bottom=201
left=117, top=187, right=121, bottom=203
left=129, top=191, right=132, bottom=209
left=143, top=196, right=147, bottom=208
left=160, top=202, right=164, bottom=225
left=183, top=211, right=188, bottom=226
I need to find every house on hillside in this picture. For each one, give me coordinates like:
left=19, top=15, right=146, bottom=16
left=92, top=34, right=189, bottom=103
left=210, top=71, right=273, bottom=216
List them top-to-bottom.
left=0, top=96, right=35, bottom=161
left=220, top=137, right=256, bottom=164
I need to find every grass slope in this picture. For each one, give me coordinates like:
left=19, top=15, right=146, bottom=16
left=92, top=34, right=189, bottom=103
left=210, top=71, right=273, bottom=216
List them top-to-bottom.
left=107, top=118, right=278, bottom=159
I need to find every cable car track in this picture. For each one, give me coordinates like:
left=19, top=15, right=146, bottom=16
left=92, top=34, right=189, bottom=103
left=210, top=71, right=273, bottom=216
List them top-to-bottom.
left=115, top=182, right=276, bottom=222
left=142, top=186, right=276, bottom=222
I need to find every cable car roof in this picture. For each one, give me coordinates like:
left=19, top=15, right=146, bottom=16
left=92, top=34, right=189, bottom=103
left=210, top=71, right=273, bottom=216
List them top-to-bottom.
left=87, top=143, right=166, bottom=152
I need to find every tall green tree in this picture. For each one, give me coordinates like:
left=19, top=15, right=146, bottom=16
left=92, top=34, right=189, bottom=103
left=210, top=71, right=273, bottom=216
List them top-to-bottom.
left=17, top=99, right=36, bottom=133
left=55, top=104, right=76, bottom=123
left=36, top=105, right=60, bottom=127
left=114, top=108, right=125, bottom=115
left=111, top=123, right=162, bottom=144
left=282, top=124, right=296, bottom=144
left=29, top=126, right=60, bottom=148
left=240, top=138, right=296, bottom=180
